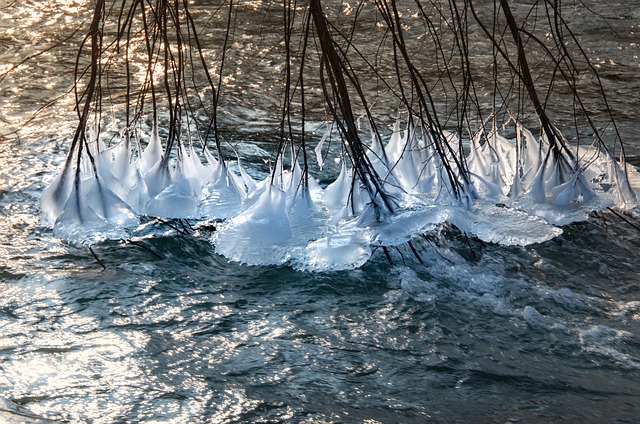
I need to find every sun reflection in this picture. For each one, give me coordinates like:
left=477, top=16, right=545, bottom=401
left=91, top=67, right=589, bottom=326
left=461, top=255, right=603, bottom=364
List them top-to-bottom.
left=0, top=0, right=86, bottom=143
left=0, top=276, right=166, bottom=422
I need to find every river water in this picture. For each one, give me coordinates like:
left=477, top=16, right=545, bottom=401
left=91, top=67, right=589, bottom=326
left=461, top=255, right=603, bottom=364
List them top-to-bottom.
left=1, top=1, right=640, bottom=423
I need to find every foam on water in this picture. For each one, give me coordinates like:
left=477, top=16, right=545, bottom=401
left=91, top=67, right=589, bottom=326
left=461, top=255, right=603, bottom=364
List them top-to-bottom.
left=40, top=118, right=640, bottom=270
left=384, top=250, right=640, bottom=372
left=578, top=326, right=640, bottom=369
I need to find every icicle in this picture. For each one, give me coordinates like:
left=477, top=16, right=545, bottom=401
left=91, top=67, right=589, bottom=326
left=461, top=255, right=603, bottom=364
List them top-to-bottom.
left=385, top=117, right=405, bottom=164
left=388, top=122, right=424, bottom=194
left=139, top=123, right=163, bottom=174
left=314, top=123, right=331, bottom=170
left=518, top=124, right=544, bottom=191
left=508, top=126, right=525, bottom=198
left=366, top=128, right=403, bottom=196
left=367, top=129, right=389, bottom=178
left=467, top=131, right=492, bottom=184
left=489, top=131, right=517, bottom=194
left=99, top=136, right=132, bottom=183
left=412, top=137, right=438, bottom=195
left=176, top=145, right=204, bottom=198
left=183, top=145, right=211, bottom=190
left=203, top=145, right=219, bottom=168
left=145, top=146, right=201, bottom=218
left=95, top=147, right=131, bottom=206
left=202, top=148, right=247, bottom=206
left=199, top=152, right=247, bottom=220
left=285, top=152, right=303, bottom=198
left=433, top=152, right=463, bottom=206
left=270, top=154, right=285, bottom=190
left=527, top=154, right=552, bottom=203
left=607, top=154, right=638, bottom=210
left=40, top=158, right=76, bottom=227
left=142, top=158, right=174, bottom=200
left=237, top=158, right=258, bottom=196
left=322, top=159, right=351, bottom=213
left=125, top=166, right=151, bottom=213
left=508, top=170, right=525, bottom=199
left=469, top=172, right=502, bottom=199
left=54, top=174, right=138, bottom=246
left=550, top=175, right=578, bottom=207
left=213, top=185, right=292, bottom=266
left=288, top=185, right=324, bottom=244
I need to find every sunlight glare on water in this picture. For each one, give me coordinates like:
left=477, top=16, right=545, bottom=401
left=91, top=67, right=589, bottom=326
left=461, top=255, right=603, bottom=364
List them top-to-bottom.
left=1, top=0, right=640, bottom=423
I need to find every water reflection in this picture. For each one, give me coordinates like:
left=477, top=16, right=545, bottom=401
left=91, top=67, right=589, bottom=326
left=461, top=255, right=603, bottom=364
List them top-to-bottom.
left=0, top=0, right=87, bottom=144
left=1, top=0, right=640, bottom=422
left=1, top=235, right=640, bottom=422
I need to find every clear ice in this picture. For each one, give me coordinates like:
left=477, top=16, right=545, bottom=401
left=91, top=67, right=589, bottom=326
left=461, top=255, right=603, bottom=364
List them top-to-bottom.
left=40, top=118, right=639, bottom=270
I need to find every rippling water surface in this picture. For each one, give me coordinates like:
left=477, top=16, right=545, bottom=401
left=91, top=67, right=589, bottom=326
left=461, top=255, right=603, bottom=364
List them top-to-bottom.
left=1, top=1, right=640, bottom=423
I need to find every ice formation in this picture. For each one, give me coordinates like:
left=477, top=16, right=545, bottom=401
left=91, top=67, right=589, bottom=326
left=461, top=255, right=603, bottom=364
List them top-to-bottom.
left=41, top=118, right=639, bottom=271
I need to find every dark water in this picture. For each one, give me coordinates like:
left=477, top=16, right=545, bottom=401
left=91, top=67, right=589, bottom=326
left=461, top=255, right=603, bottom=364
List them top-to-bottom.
left=1, top=1, right=640, bottom=423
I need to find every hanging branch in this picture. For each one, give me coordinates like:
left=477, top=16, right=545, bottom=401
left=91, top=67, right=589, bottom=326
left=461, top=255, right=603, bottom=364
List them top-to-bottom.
left=65, top=0, right=106, bottom=221
left=309, top=0, right=397, bottom=216
left=374, top=0, right=472, bottom=201
left=498, top=0, right=565, bottom=157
